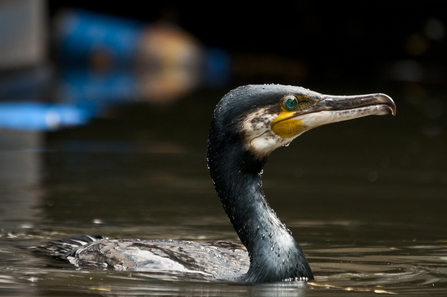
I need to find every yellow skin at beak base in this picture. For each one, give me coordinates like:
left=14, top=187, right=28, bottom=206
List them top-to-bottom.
left=271, top=110, right=307, bottom=139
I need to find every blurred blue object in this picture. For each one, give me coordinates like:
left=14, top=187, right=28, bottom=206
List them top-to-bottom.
left=0, top=10, right=233, bottom=131
left=57, top=10, right=143, bottom=66
left=57, top=10, right=232, bottom=85
left=60, top=67, right=138, bottom=105
left=0, top=102, right=90, bottom=131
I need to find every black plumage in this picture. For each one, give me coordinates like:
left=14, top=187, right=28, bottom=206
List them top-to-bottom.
left=33, top=84, right=395, bottom=283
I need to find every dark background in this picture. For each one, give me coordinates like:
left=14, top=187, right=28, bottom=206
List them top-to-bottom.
left=47, top=1, right=447, bottom=85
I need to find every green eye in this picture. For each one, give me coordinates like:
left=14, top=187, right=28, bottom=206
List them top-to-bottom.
left=284, top=96, right=298, bottom=111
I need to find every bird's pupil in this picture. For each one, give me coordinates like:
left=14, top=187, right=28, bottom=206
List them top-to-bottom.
left=285, top=97, right=298, bottom=110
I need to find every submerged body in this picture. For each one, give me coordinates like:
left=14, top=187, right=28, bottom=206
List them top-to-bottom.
left=36, top=85, right=396, bottom=283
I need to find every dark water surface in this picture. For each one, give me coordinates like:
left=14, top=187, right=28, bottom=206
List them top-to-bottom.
left=1, top=84, right=447, bottom=296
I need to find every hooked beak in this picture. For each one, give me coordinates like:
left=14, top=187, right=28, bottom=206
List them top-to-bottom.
left=271, top=93, right=396, bottom=139
left=316, top=93, right=396, bottom=116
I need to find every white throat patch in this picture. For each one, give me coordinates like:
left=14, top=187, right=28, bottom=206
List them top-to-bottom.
left=240, top=107, right=295, bottom=157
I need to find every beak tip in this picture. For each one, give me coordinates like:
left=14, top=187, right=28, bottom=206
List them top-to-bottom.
left=377, top=93, right=397, bottom=117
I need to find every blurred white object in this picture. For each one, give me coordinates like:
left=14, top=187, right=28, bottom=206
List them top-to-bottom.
left=0, top=0, right=47, bottom=69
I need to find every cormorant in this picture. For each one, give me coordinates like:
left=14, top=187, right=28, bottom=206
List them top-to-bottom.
left=36, top=84, right=396, bottom=283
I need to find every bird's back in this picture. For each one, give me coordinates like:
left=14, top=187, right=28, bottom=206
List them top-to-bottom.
left=33, top=235, right=249, bottom=281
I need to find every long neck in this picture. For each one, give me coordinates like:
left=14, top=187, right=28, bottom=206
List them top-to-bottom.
left=207, top=125, right=313, bottom=282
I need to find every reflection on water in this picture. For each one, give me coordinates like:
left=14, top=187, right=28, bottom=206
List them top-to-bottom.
left=1, top=84, right=447, bottom=296
left=0, top=130, right=43, bottom=229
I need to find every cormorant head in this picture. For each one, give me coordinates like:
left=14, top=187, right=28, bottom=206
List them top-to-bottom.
left=211, top=84, right=396, bottom=160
